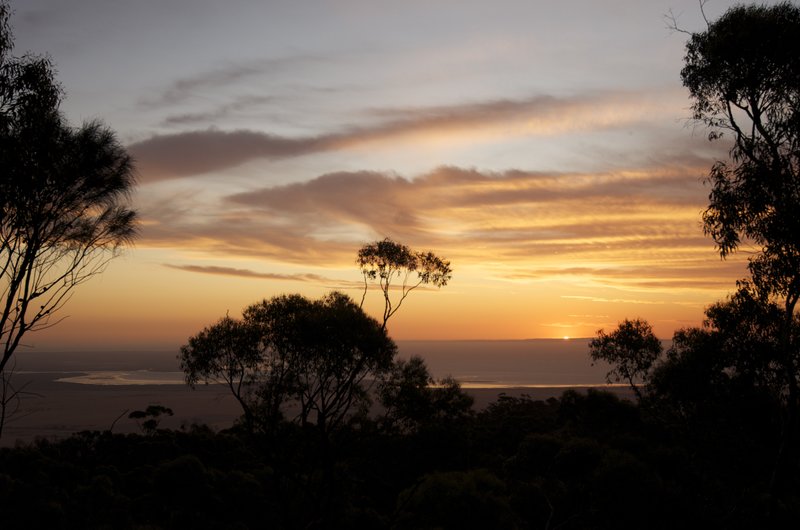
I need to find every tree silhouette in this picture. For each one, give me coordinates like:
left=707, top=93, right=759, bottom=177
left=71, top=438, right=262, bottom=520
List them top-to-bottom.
left=680, top=1, right=800, bottom=484
left=0, top=2, right=137, bottom=439
left=357, top=238, right=451, bottom=330
left=251, top=291, right=396, bottom=434
left=181, top=292, right=396, bottom=435
left=179, top=315, right=268, bottom=429
left=589, top=318, right=662, bottom=400
left=378, top=355, right=473, bottom=433
left=129, top=405, right=174, bottom=435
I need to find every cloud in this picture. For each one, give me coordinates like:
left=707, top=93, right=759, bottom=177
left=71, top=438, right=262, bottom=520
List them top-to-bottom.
left=139, top=56, right=326, bottom=108
left=129, top=90, right=686, bottom=182
left=162, top=95, right=275, bottom=126
left=128, top=129, right=335, bottom=180
left=138, top=162, right=745, bottom=294
left=225, top=165, right=707, bottom=246
left=503, top=260, right=746, bottom=291
left=164, top=264, right=371, bottom=289
left=164, top=264, right=341, bottom=283
left=165, top=264, right=439, bottom=291
left=560, top=295, right=694, bottom=306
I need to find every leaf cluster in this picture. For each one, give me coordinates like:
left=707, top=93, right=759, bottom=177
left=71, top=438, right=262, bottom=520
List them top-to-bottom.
left=0, top=1, right=137, bottom=440
left=681, top=3, right=800, bottom=303
left=357, top=238, right=452, bottom=328
left=180, top=292, right=397, bottom=435
left=589, top=318, right=662, bottom=399
left=377, top=356, right=474, bottom=434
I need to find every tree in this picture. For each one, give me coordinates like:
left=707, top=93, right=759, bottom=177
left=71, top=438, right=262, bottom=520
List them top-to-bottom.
left=680, top=1, right=800, bottom=483
left=0, top=2, right=137, bottom=439
left=681, top=2, right=800, bottom=285
left=357, top=238, right=452, bottom=330
left=647, top=283, right=788, bottom=415
left=642, top=287, right=792, bottom=502
left=181, top=291, right=397, bottom=435
left=256, top=291, right=397, bottom=434
left=179, top=315, right=269, bottom=429
left=589, top=319, right=662, bottom=400
left=378, top=355, right=474, bottom=433
left=129, top=405, right=174, bottom=435
left=394, top=469, right=517, bottom=530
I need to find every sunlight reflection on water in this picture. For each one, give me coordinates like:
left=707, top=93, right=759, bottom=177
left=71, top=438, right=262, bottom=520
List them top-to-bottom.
left=55, top=371, right=185, bottom=385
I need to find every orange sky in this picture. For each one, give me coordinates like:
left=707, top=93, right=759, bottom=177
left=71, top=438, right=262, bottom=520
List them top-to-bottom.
left=12, top=0, right=760, bottom=351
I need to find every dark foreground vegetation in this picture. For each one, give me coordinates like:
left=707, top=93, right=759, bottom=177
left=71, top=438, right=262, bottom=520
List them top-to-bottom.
left=0, top=383, right=797, bottom=530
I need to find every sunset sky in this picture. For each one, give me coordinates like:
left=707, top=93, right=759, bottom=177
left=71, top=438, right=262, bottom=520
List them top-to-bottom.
left=12, top=0, right=765, bottom=350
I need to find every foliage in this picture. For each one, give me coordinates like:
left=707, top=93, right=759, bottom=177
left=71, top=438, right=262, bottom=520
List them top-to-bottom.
left=0, top=1, right=137, bottom=440
left=681, top=2, right=800, bottom=368
left=680, top=3, right=800, bottom=486
left=683, top=3, right=800, bottom=279
left=357, top=238, right=452, bottom=329
left=703, top=282, right=789, bottom=388
left=181, top=291, right=396, bottom=435
left=180, top=315, right=268, bottom=428
left=588, top=318, right=662, bottom=399
left=378, top=355, right=474, bottom=433
left=1, top=378, right=799, bottom=529
left=128, top=405, right=174, bottom=436
left=394, top=469, right=518, bottom=530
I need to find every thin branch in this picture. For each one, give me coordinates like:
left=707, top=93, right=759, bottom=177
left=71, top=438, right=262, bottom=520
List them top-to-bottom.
left=108, top=409, right=129, bottom=432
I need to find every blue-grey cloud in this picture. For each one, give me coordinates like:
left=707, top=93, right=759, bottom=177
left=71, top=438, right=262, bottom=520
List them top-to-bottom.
left=139, top=55, right=327, bottom=108
left=129, top=90, right=686, bottom=182
left=162, top=95, right=276, bottom=126
left=129, top=129, right=335, bottom=180
left=163, top=264, right=364, bottom=288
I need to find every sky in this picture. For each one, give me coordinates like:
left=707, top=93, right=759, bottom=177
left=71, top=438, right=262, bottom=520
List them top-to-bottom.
left=9, top=0, right=770, bottom=350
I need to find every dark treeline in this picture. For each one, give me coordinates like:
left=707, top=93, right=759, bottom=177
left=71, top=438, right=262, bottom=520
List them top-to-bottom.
left=0, top=383, right=794, bottom=529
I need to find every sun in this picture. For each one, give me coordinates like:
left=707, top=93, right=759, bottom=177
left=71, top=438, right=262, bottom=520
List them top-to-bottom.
left=563, top=335, right=570, bottom=340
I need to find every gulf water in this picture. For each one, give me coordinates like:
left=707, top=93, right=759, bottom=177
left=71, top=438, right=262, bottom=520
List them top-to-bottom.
left=16, top=339, right=611, bottom=388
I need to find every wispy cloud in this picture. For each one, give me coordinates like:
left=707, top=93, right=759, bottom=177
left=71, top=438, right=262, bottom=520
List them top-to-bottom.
left=139, top=56, right=326, bottom=108
left=129, top=90, right=687, bottom=182
left=162, top=95, right=276, bottom=126
left=129, top=129, right=333, bottom=180
left=139, top=161, right=745, bottom=294
left=225, top=164, right=706, bottom=248
left=505, top=261, right=745, bottom=291
left=164, top=264, right=336, bottom=283
left=164, top=264, right=370, bottom=289
left=165, top=264, right=440, bottom=292
left=561, top=295, right=684, bottom=306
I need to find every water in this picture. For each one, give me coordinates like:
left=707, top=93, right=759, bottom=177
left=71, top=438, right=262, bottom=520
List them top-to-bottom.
left=13, top=339, right=611, bottom=388
left=399, top=339, right=610, bottom=387
left=1, top=340, right=620, bottom=445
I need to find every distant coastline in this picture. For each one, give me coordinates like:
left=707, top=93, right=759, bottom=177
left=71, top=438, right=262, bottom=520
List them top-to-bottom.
left=17, top=338, right=609, bottom=387
left=1, top=339, right=625, bottom=445
left=1, top=372, right=633, bottom=446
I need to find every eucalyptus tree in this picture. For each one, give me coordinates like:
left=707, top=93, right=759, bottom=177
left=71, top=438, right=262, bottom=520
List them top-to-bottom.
left=0, top=2, right=137, bottom=439
left=680, top=2, right=800, bottom=478
left=683, top=2, right=800, bottom=315
left=681, top=3, right=800, bottom=334
left=357, top=238, right=452, bottom=330
left=181, top=292, right=396, bottom=436
left=180, top=315, right=268, bottom=429
left=589, top=319, right=662, bottom=401
left=377, top=355, right=474, bottom=434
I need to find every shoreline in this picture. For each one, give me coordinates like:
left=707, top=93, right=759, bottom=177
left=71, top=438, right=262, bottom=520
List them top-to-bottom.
left=0, top=372, right=634, bottom=447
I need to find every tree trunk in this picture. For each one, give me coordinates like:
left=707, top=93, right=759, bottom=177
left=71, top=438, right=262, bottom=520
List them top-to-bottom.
left=769, top=292, right=799, bottom=494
